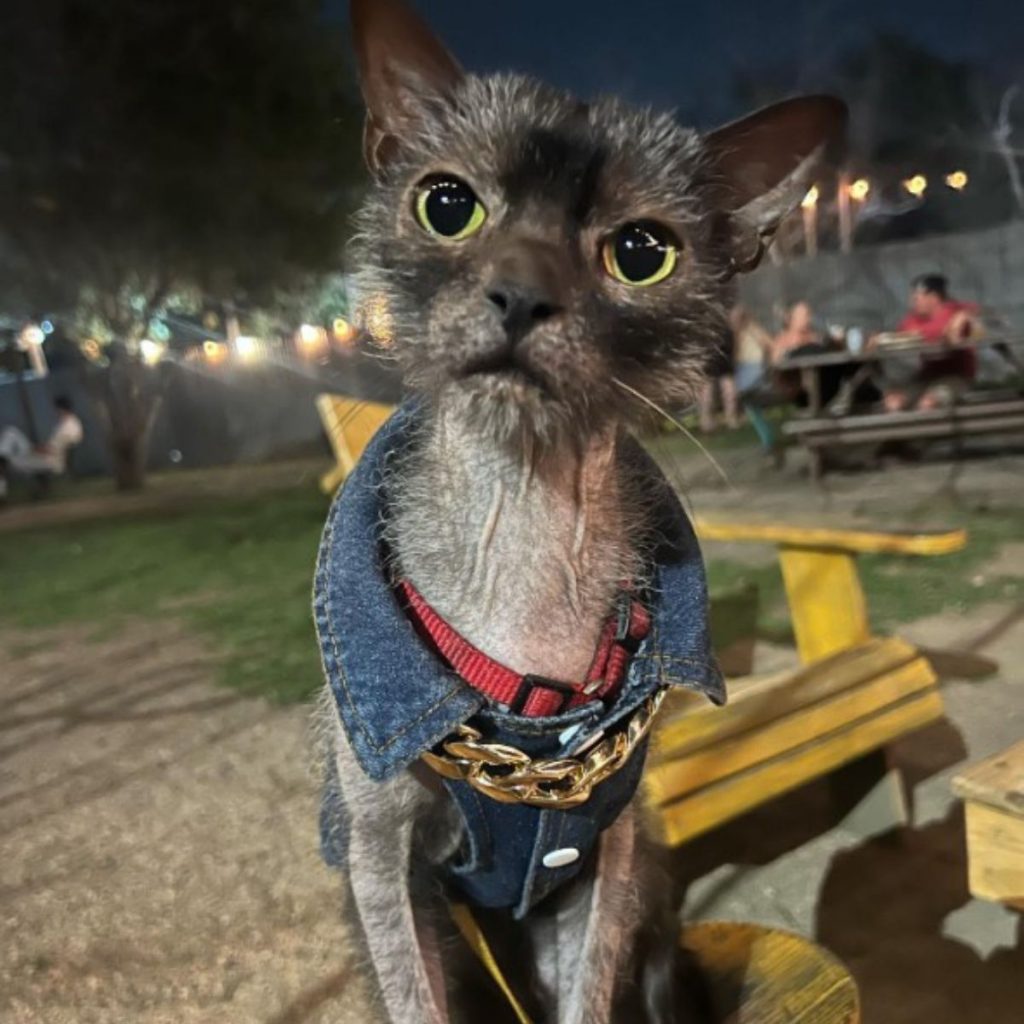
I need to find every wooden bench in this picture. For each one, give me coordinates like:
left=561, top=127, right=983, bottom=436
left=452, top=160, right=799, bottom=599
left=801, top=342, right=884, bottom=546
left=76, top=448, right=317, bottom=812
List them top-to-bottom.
left=315, top=394, right=395, bottom=494
left=783, top=397, right=1024, bottom=478
left=646, top=521, right=966, bottom=846
left=952, top=741, right=1024, bottom=910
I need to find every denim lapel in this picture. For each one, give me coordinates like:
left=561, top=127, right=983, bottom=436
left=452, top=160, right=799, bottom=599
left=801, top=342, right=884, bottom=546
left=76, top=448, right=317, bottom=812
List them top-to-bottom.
left=313, top=402, right=484, bottom=781
left=623, top=440, right=727, bottom=706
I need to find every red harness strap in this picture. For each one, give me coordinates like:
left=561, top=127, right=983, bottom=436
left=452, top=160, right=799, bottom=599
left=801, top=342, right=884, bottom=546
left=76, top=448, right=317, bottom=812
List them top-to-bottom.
left=399, top=580, right=651, bottom=718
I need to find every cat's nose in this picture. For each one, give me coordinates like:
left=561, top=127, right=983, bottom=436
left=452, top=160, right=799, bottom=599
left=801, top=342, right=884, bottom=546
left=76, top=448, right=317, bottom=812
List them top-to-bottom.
left=484, top=239, right=566, bottom=343
left=486, top=282, right=561, bottom=341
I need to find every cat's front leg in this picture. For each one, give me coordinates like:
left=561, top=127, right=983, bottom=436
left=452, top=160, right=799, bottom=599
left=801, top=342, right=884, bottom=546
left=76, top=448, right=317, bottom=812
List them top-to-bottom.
left=333, top=722, right=449, bottom=1024
left=545, top=807, right=643, bottom=1024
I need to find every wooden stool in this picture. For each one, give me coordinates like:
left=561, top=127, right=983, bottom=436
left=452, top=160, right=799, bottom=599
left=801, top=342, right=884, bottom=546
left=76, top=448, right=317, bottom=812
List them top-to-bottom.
left=953, top=740, right=1024, bottom=910
left=681, top=921, right=860, bottom=1023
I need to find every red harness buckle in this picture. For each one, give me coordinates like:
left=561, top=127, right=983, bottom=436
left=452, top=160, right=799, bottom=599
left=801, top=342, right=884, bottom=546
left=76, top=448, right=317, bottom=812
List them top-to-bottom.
left=399, top=579, right=650, bottom=718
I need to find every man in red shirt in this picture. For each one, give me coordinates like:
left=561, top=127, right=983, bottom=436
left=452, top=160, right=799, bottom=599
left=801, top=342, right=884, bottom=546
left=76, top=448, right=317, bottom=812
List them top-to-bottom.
left=884, top=274, right=981, bottom=411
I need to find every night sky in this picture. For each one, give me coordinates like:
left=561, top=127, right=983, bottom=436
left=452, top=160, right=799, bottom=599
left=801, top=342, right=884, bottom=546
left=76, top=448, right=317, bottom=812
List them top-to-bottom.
left=327, top=0, right=1021, bottom=126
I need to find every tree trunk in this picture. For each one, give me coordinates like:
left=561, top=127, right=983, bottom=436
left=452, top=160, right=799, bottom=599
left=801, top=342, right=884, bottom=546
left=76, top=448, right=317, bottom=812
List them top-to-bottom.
left=91, top=344, right=161, bottom=492
left=110, top=434, right=147, bottom=491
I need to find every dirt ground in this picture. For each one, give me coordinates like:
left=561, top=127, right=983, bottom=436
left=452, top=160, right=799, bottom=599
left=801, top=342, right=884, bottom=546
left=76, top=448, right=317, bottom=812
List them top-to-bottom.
left=2, top=449, right=1023, bottom=1023
left=0, top=621, right=373, bottom=1024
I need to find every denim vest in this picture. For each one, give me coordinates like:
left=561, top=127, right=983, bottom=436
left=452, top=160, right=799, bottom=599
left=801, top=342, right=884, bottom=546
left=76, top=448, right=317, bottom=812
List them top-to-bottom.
left=314, top=402, right=724, bottom=918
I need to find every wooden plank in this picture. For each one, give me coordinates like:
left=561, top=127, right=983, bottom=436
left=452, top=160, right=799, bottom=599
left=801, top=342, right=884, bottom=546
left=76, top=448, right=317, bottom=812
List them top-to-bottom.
left=315, top=395, right=395, bottom=493
left=784, top=398, right=1024, bottom=433
left=792, top=416, right=1024, bottom=448
left=695, top=519, right=966, bottom=556
left=779, top=548, right=870, bottom=663
left=651, top=637, right=923, bottom=761
left=645, top=662, right=939, bottom=806
left=653, top=688, right=945, bottom=846
left=952, top=739, right=1024, bottom=816
left=963, top=801, right=1024, bottom=909
left=681, top=921, right=860, bottom=1023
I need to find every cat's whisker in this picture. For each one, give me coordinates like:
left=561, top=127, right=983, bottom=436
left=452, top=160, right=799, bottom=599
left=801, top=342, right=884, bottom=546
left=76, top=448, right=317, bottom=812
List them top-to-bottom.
left=611, top=377, right=733, bottom=489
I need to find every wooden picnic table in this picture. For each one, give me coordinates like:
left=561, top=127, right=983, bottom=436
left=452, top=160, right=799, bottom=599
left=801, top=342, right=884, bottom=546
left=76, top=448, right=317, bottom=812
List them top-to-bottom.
left=776, top=334, right=1024, bottom=418
left=775, top=335, right=1024, bottom=477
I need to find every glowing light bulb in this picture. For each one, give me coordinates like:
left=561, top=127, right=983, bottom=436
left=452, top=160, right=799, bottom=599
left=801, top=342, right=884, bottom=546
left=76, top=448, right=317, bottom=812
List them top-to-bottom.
left=945, top=170, right=968, bottom=191
left=903, top=175, right=928, bottom=198
left=848, top=178, right=870, bottom=201
left=801, top=186, right=819, bottom=209
left=333, top=317, right=357, bottom=345
left=235, top=335, right=258, bottom=359
left=139, top=339, right=164, bottom=365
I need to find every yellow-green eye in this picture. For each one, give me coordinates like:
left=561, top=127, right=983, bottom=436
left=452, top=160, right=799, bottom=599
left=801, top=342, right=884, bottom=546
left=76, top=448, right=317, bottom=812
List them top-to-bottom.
left=414, top=176, right=487, bottom=240
left=602, top=221, right=679, bottom=286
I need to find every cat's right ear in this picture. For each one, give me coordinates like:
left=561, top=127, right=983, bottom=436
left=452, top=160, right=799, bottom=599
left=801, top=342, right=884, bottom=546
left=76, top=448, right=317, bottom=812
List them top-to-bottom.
left=350, top=0, right=464, bottom=178
left=705, top=96, right=847, bottom=276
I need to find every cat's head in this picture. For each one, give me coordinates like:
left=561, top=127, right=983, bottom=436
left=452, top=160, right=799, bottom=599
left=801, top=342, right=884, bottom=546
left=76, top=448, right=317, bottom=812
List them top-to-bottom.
left=349, top=0, right=844, bottom=446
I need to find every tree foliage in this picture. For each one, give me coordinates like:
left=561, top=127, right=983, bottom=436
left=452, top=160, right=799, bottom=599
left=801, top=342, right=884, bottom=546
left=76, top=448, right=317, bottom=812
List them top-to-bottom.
left=0, top=0, right=363, bottom=342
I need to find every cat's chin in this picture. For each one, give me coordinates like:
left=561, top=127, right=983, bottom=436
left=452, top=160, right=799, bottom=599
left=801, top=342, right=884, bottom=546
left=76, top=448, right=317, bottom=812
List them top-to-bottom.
left=438, top=375, right=585, bottom=448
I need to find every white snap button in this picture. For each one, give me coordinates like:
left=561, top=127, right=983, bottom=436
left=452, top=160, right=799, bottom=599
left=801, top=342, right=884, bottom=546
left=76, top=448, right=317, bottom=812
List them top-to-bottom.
left=543, top=847, right=580, bottom=869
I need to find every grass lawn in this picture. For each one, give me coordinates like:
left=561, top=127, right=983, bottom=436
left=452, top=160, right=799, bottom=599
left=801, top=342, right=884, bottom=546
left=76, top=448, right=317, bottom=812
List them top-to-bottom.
left=1, top=482, right=1019, bottom=704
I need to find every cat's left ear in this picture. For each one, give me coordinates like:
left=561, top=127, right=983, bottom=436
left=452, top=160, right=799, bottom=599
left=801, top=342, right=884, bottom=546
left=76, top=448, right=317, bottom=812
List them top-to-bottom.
left=350, top=0, right=464, bottom=178
left=705, top=96, right=847, bottom=275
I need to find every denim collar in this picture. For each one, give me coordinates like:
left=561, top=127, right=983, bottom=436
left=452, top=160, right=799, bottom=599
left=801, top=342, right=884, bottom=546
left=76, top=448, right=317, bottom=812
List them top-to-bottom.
left=313, top=401, right=724, bottom=782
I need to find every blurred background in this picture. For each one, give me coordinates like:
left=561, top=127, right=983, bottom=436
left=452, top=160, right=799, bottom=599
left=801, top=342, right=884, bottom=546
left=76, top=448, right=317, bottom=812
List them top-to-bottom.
left=1, top=2, right=1022, bottom=1023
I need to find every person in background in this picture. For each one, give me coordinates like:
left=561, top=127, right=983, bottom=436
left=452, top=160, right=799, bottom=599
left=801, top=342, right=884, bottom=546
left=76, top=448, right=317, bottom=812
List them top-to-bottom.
left=882, top=274, right=981, bottom=411
left=771, top=300, right=820, bottom=363
left=731, top=304, right=773, bottom=395
left=699, top=322, right=740, bottom=433
left=0, top=395, right=84, bottom=500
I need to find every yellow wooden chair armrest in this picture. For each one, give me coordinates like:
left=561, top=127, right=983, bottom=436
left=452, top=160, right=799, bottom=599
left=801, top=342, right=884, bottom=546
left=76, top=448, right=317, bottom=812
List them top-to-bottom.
left=694, top=517, right=967, bottom=664
left=694, top=518, right=966, bottom=556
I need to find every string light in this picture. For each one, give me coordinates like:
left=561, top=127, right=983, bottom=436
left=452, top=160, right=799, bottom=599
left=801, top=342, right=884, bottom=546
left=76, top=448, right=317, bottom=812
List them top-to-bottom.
left=945, top=170, right=968, bottom=191
left=903, top=175, right=928, bottom=198
left=848, top=178, right=871, bottom=201
left=801, top=186, right=819, bottom=209
left=333, top=317, right=357, bottom=346
left=297, top=323, right=328, bottom=357
left=234, top=335, right=259, bottom=360
left=139, top=339, right=164, bottom=365
left=202, top=339, right=228, bottom=365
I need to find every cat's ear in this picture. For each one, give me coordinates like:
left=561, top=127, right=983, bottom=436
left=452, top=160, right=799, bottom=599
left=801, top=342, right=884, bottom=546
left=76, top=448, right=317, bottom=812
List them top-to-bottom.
left=350, top=0, right=464, bottom=177
left=705, top=96, right=847, bottom=275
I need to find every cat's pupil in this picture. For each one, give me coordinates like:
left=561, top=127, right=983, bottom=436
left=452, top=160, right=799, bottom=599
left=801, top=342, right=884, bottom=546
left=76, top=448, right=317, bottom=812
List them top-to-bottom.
left=424, top=179, right=476, bottom=236
left=614, top=222, right=673, bottom=281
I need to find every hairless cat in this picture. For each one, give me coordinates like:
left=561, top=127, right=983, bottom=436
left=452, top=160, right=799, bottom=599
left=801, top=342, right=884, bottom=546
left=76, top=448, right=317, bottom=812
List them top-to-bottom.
left=313, top=2, right=845, bottom=1020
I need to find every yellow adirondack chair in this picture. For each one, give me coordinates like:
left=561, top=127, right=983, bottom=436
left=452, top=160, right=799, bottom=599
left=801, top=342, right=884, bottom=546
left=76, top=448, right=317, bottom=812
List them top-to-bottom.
left=315, top=395, right=396, bottom=494
left=646, top=520, right=966, bottom=846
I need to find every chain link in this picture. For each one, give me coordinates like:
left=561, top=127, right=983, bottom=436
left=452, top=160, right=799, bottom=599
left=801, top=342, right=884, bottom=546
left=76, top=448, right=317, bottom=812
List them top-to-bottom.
left=421, top=689, right=667, bottom=809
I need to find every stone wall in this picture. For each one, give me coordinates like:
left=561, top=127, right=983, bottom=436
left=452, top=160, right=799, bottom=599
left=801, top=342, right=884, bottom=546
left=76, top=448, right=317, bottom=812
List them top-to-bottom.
left=738, top=220, right=1024, bottom=336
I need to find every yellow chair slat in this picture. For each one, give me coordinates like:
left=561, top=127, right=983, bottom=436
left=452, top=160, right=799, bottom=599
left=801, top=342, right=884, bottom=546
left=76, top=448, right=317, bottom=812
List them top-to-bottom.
left=315, top=395, right=396, bottom=493
left=650, top=637, right=921, bottom=762
left=646, top=655, right=937, bottom=806
left=653, top=687, right=945, bottom=846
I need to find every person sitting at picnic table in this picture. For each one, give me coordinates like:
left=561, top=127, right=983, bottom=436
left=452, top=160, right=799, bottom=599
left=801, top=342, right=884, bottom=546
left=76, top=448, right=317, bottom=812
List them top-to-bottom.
left=879, top=274, right=981, bottom=412
left=771, top=300, right=820, bottom=364
left=0, top=395, right=84, bottom=500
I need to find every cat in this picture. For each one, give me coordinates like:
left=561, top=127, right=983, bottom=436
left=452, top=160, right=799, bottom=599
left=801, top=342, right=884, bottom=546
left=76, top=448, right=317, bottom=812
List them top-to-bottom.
left=313, top=2, right=845, bottom=1022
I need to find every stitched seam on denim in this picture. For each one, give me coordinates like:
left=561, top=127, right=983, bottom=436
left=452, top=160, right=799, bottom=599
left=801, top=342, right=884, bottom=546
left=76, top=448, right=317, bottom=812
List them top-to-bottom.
left=318, top=502, right=472, bottom=755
